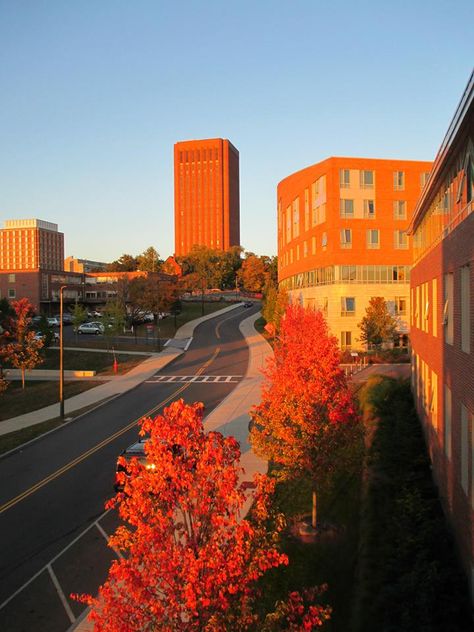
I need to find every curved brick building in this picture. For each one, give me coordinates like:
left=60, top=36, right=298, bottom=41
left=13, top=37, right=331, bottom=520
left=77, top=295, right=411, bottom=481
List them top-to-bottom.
left=277, top=157, right=432, bottom=350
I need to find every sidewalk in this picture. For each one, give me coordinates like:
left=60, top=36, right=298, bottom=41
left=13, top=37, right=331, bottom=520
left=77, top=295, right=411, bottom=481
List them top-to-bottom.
left=0, top=303, right=242, bottom=438
left=71, top=308, right=270, bottom=631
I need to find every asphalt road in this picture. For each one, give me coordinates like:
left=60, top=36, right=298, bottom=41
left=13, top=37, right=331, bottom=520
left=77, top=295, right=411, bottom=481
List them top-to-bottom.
left=0, top=305, right=257, bottom=631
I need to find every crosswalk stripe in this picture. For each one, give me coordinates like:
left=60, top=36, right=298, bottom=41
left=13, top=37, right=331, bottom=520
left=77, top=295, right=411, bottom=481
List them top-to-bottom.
left=145, top=375, right=243, bottom=384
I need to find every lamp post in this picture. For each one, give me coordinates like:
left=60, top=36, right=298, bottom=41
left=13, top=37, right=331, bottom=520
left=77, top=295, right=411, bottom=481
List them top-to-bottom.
left=59, top=285, right=67, bottom=419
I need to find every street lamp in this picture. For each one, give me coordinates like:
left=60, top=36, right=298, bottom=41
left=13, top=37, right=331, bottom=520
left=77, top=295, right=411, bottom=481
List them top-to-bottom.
left=59, top=285, right=67, bottom=419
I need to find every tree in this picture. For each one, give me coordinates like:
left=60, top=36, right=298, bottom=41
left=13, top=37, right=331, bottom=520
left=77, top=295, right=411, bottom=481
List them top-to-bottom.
left=137, top=246, right=162, bottom=272
left=107, top=253, right=138, bottom=272
left=237, top=254, right=269, bottom=293
left=262, top=280, right=287, bottom=336
left=358, top=296, right=398, bottom=350
left=2, top=298, right=44, bottom=389
left=102, top=300, right=126, bottom=348
left=250, top=303, right=360, bottom=529
left=71, top=304, right=88, bottom=339
left=75, top=400, right=331, bottom=630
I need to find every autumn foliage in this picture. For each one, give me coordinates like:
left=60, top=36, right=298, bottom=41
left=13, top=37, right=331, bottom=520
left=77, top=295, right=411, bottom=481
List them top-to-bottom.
left=250, top=303, right=360, bottom=526
left=77, top=400, right=331, bottom=630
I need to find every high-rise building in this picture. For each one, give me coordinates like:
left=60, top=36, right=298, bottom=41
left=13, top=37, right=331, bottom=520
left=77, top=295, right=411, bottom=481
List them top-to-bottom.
left=408, top=70, right=474, bottom=602
left=174, top=138, right=240, bottom=256
left=277, top=157, right=432, bottom=350
left=0, top=219, right=64, bottom=272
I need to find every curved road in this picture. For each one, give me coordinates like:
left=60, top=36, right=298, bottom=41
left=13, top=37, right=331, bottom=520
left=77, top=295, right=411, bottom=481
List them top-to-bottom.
left=0, top=305, right=258, bottom=631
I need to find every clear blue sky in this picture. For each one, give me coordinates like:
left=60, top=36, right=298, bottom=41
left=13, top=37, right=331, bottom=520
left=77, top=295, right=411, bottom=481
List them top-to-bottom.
left=0, top=0, right=472, bottom=262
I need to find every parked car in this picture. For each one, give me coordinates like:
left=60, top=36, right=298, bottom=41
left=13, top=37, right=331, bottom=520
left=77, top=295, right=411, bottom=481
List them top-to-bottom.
left=243, top=301, right=253, bottom=308
left=87, top=310, right=102, bottom=318
left=54, top=313, right=73, bottom=325
left=47, top=316, right=60, bottom=327
left=77, top=322, right=104, bottom=335
left=34, top=331, right=59, bottom=342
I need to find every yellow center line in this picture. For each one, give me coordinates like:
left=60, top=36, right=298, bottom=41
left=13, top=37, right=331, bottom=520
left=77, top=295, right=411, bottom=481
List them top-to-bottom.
left=0, top=347, right=221, bottom=516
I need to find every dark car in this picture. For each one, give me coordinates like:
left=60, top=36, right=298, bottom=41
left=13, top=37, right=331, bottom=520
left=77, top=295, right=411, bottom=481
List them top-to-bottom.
left=243, top=301, right=253, bottom=308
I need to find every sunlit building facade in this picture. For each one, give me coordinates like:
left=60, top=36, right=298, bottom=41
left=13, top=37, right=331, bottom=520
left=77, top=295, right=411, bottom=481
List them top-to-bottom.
left=408, top=71, right=474, bottom=601
left=174, top=138, right=240, bottom=256
left=277, top=157, right=432, bottom=350
left=0, top=219, right=64, bottom=272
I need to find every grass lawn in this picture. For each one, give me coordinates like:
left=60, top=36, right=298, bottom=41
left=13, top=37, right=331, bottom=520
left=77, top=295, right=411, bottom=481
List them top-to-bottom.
left=38, top=349, right=147, bottom=375
left=256, top=464, right=363, bottom=630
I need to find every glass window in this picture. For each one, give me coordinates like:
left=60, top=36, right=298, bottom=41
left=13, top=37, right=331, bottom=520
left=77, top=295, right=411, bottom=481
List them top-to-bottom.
left=339, top=169, right=350, bottom=188
left=360, top=170, right=374, bottom=188
left=393, top=171, right=405, bottom=191
left=420, top=171, right=430, bottom=188
left=340, top=199, right=354, bottom=218
left=363, top=199, right=375, bottom=218
left=393, top=200, right=407, bottom=219
left=340, top=228, right=352, bottom=248
left=367, top=229, right=380, bottom=249
left=394, top=230, right=408, bottom=249
left=322, top=232, right=328, bottom=248
left=461, top=265, right=470, bottom=353
left=443, top=272, right=454, bottom=345
left=8, top=273, right=15, bottom=283
left=8, top=288, right=15, bottom=298
left=395, top=296, right=407, bottom=316
left=341, top=297, right=355, bottom=315
left=341, top=331, right=352, bottom=350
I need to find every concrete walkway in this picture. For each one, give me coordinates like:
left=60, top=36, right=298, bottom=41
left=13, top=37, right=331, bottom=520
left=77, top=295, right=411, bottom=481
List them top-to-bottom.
left=0, top=303, right=242, bottom=438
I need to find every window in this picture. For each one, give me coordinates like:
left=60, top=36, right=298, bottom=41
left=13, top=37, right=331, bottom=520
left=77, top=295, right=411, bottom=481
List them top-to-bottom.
left=339, top=169, right=350, bottom=188
left=360, top=170, right=374, bottom=188
left=393, top=171, right=405, bottom=190
left=420, top=172, right=430, bottom=188
left=304, top=189, right=310, bottom=232
left=292, top=198, right=300, bottom=238
left=340, top=199, right=354, bottom=218
left=363, top=199, right=375, bottom=218
left=393, top=200, right=407, bottom=219
left=340, top=228, right=352, bottom=249
left=367, top=229, right=380, bottom=249
left=394, top=230, right=408, bottom=249
left=322, top=232, right=327, bottom=249
left=303, top=240, right=308, bottom=258
left=461, top=265, right=470, bottom=353
left=443, top=272, right=453, bottom=345
left=8, top=273, right=15, bottom=283
left=432, top=278, right=437, bottom=337
left=8, top=288, right=15, bottom=298
left=395, top=296, right=407, bottom=316
left=341, top=297, right=355, bottom=316
left=341, top=331, right=352, bottom=350
left=430, top=371, right=438, bottom=430
left=444, top=385, right=452, bottom=459
left=461, top=404, right=469, bottom=495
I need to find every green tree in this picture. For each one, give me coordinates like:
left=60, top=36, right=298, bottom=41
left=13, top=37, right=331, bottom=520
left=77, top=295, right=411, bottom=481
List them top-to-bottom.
left=137, top=246, right=162, bottom=272
left=107, top=253, right=138, bottom=272
left=262, top=280, right=287, bottom=335
left=358, top=296, right=398, bottom=350
left=102, top=300, right=126, bottom=348
left=71, top=303, right=88, bottom=338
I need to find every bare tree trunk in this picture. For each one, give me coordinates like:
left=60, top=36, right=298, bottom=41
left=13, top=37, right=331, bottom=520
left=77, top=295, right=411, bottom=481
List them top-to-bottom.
left=312, top=489, right=317, bottom=530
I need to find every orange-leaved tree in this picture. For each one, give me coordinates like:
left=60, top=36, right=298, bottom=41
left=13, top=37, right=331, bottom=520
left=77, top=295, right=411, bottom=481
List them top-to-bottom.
left=2, top=298, right=43, bottom=389
left=250, top=303, right=361, bottom=529
left=75, top=399, right=331, bottom=630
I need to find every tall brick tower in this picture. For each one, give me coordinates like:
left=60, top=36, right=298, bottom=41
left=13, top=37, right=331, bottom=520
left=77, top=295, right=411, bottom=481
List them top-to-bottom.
left=174, top=138, right=240, bottom=256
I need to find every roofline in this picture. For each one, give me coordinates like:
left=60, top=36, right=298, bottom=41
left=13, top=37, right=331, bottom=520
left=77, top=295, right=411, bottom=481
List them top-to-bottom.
left=408, top=69, right=474, bottom=234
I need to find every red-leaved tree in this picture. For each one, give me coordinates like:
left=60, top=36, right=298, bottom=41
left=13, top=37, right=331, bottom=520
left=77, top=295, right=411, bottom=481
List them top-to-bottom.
left=2, top=298, right=43, bottom=389
left=250, top=303, right=361, bottom=529
left=75, top=399, right=331, bottom=630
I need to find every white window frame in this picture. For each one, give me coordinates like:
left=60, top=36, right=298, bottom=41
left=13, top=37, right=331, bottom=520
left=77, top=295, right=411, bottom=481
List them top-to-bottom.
left=339, top=169, right=350, bottom=188
left=359, top=170, right=374, bottom=189
left=393, top=171, right=405, bottom=191
left=340, top=199, right=354, bottom=218
left=363, top=199, right=375, bottom=219
left=393, top=200, right=407, bottom=219
left=340, top=228, right=352, bottom=249
left=366, top=229, right=380, bottom=249
left=394, top=230, right=408, bottom=249
left=341, top=296, right=355, bottom=316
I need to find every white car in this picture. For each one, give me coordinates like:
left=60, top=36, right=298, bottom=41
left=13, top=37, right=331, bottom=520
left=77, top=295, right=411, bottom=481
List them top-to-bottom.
left=47, top=317, right=60, bottom=327
left=77, top=322, right=104, bottom=335
left=34, top=331, right=59, bottom=342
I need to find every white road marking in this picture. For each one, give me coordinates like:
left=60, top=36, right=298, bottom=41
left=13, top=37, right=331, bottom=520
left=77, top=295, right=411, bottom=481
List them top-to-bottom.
left=145, top=375, right=242, bottom=384
left=95, top=522, right=124, bottom=559
left=47, top=564, right=76, bottom=623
